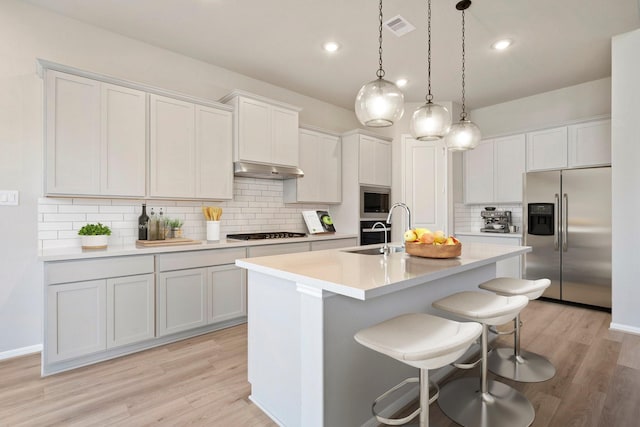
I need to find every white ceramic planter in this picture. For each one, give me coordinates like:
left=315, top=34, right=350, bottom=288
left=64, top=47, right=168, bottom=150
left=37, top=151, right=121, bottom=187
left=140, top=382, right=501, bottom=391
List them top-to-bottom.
left=80, top=235, right=108, bottom=249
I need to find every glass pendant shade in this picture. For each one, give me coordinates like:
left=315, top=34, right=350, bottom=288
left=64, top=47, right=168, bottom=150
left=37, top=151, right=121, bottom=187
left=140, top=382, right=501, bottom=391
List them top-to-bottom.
left=355, top=77, right=405, bottom=127
left=410, top=101, right=452, bottom=140
left=444, top=119, right=481, bottom=151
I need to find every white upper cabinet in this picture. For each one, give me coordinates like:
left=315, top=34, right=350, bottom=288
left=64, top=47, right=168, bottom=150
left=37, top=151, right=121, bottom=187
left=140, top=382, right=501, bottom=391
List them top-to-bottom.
left=45, top=70, right=146, bottom=197
left=221, top=90, right=302, bottom=167
left=149, top=94, right=233, bottom=200
left=149, top=95, right=195, bottom=198
left=195, top=105, right=234, bottom=199
left=568, top=119, right=611, bottom=168
left=526, top=126, right=568, bottom=171
left=283, top=127, right=341, bottom=203
left=464, top=134, right=525, bottom=204
left=494, top=134, right=526, bottom=202
left=359, top=135, right=391, bottom=187
left=464, top=140, right=494, bottom=204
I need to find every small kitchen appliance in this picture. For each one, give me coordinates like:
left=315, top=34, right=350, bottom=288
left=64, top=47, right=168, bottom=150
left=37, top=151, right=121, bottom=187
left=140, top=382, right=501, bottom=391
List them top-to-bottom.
left=480, top=209, right=512, bottom=233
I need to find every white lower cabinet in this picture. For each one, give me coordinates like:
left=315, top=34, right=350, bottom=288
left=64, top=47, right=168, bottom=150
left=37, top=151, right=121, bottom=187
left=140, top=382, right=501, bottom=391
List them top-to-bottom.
left=455, top=234, right=522, bottom=278
left=208, top=265, right=247, bottom=324
left=157, top=268, right=208, bottom=336
left=107, top=274, right=155, bottom=348
left=46, top=280, right=107, bottom=364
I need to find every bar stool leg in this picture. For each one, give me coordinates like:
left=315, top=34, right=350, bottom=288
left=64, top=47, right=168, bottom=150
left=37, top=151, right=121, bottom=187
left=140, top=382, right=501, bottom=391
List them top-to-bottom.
left=488, top=314, right=556, bottom=383
left=437, top=324, right=535, bottom=427
left=420, top=368, right=428, bottom=427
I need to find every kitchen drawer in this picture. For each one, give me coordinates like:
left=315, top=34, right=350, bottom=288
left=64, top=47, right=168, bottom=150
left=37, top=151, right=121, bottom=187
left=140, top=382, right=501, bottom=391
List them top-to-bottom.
left=310, top=238, right=357, bottom=251
left=247, top=242, right=310, bottom=257
left=157, top=247, right=246, bottom=272
left=45, top=255, right=154, bottom=285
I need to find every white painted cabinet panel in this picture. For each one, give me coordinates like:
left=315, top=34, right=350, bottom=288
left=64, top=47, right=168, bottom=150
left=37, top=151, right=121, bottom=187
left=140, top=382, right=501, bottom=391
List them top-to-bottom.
left=45, top=71, right=101, bottom=195
left=45, top=71, right=147, bottom=197
left=100, top=83, right=146, bottom=197
left=224, top=92, right=301, bottom=167
left=149, top=94, right=195, bottom=198
left=237, top=97, right=272, bottom=163
left=195, top=105, right=233, bottom=199
left=272, top=106, right=299, bottom=167
left=568, top=119, right=611, bottom=168
left=526, top=127, right=568, bottom=171
left=284, top=128, right=341, bottom=203
left=494, top=134, right=526, bottom=202
left=359, top=135, right=391, bottom=187
left=404, top=138, right=448, bottom=233
left=464, top=140, right=494, bottom=203
left=456, top=234, right=522, bottom=278
left=310, top=238, right=358, bottom=251
left=208, top=265, right=247, bottom=324
left=158, top=268, right=208, bottom=336
left=106, top=274, right=155, bottom=348
left=46, top=280, right=106, bottom=363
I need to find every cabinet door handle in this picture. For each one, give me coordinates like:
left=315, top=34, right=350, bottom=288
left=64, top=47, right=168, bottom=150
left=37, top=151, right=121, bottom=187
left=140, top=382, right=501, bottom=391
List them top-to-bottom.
left=554, top=193, right=560, bottom=251
left=562, top=193, right=568, bottom=252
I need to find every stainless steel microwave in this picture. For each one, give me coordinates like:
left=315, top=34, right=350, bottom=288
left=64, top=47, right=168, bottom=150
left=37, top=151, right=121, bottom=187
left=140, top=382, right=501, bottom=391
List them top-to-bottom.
left=360, top=186, right=391, bottom=219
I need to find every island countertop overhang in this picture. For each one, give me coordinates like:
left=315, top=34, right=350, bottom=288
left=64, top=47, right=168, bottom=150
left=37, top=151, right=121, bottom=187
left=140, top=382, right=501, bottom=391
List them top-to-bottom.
left=236, top=242, right=531, bottom=300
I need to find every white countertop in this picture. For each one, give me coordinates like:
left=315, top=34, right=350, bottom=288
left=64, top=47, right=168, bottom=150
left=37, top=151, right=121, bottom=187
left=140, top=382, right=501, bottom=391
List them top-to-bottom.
left=455, top=231, right=523, bottom=239
left=39, top=233, right=358, bottom=262
left=236, top=242, right=531, bottom=300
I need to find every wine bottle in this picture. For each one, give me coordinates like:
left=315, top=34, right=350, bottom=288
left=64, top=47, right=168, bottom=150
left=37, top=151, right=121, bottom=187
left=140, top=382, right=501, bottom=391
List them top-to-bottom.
left=138, top=203, right=149, bottom=240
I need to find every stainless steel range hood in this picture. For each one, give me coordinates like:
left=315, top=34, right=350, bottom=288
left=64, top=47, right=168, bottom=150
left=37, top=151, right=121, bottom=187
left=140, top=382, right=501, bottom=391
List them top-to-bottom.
left=233, top=162, right=304, bottom=180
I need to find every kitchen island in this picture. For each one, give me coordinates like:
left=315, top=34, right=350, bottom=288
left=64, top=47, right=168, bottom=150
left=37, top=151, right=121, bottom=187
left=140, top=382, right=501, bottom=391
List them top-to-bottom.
left=236, top=242, right=531, bottom=427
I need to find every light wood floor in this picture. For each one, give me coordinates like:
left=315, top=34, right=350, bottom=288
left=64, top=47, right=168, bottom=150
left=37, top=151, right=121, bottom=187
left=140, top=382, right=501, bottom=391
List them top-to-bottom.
left=1, top=300, right=639, bottom=426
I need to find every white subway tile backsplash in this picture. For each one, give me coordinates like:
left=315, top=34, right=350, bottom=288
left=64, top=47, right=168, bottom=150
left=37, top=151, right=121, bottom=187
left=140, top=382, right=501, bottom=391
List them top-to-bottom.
left=38, top=178, right=330, bottom=248
left=454, top=202, right=523, bottom=233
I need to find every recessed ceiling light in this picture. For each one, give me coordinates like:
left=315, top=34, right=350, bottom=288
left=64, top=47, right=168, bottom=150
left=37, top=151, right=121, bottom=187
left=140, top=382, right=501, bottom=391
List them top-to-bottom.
left=491, top=39, right=513, bottom=51
left=323, top=41, right=340, bottom=52
left=396, top=78, right=408, bottom=88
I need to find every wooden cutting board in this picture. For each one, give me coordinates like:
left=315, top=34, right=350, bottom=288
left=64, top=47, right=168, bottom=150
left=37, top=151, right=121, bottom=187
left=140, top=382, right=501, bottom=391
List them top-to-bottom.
left=136, top=238, right=202, bottom=247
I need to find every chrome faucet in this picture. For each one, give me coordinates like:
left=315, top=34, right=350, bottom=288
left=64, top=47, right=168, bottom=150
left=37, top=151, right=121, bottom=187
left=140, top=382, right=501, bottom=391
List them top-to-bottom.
left=386, top=202, right=412, bottom=232
left=371, top=222, right=390, bottom=255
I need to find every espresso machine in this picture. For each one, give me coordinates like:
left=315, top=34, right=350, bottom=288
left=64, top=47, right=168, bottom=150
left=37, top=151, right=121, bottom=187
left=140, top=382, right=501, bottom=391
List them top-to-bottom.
left=481, top=208, right=512, bottom=233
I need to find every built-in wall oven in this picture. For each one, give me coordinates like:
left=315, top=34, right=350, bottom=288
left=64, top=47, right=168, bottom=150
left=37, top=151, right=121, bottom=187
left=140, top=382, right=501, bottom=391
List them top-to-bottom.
left=360, top=186, right=391, bottom=245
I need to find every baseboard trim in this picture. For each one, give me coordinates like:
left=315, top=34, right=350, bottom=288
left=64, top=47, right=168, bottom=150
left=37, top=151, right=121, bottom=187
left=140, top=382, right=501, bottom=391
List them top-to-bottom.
left=610, top=322, right=640, bottom=336
left=0, top=344, right=42, bottom=361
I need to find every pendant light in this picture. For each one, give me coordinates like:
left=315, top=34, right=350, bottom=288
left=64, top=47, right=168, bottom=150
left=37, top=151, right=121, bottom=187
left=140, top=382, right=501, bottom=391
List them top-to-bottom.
left=355, top=0, right=404, bottom=127
left=410, top=0, right=451, bottom=140
left=444, top=0, right=481, bottom=151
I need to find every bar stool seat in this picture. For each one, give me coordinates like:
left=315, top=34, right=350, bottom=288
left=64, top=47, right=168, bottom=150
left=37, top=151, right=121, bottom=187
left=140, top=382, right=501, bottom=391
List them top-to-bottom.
left=479, top=277, right=556, bottom=382
left=433, top=291, right=534, bottom=427
left=355, top=313, right=482, bottom=427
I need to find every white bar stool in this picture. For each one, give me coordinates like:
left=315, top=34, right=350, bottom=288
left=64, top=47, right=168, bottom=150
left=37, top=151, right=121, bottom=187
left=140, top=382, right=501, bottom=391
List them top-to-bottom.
left=478, top=277, right=556, bottom=382
left=432, top=291, right=534, bottom=427
left=354, top=313, right=482, bottom=427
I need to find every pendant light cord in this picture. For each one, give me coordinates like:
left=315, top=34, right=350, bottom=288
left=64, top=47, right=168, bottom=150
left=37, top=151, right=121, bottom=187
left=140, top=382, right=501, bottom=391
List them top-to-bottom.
left=377, top=0, right=385, bottom=79
left=426, top=0, right=433, bottom=103
left=460, top=9, right=467, bottom=120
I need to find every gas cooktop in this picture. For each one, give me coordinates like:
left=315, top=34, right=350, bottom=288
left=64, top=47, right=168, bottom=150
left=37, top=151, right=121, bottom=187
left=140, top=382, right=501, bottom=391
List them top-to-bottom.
left=226, top=232, right=307, bottom=240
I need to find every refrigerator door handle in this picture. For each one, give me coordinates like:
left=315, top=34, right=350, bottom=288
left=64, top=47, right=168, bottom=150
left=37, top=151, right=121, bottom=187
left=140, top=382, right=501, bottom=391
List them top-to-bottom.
left=554, top=193, right=560, bottom=250
left=562, top=193, right=568, bottom=251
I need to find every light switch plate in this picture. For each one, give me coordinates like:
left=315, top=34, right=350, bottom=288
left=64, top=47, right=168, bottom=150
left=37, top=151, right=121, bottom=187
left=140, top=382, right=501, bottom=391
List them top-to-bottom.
left=0, top=190, right=19, bottom=206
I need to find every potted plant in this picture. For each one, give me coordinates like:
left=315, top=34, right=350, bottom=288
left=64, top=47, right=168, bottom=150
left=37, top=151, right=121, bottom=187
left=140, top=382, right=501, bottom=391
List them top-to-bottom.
left=167, top=218, right=184, bottom=238
left=78, top=223, right=112, bottom=249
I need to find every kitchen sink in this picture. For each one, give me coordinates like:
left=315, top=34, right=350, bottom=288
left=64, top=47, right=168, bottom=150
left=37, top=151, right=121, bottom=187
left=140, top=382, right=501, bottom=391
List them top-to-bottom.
left=342, top=246, right=405, bottom=255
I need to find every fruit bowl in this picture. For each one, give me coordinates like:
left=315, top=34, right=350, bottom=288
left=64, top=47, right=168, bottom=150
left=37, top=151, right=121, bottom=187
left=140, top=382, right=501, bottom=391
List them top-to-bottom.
left=405, top=241, right=462, bottom=259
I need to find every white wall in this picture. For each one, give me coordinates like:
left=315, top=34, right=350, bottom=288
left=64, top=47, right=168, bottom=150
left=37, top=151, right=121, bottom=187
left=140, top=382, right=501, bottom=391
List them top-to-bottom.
left=0, top=0, right=361, bottom=357
left=611, top=28, right=640, bottom=334
left=471, top=78, right=611, bottom=138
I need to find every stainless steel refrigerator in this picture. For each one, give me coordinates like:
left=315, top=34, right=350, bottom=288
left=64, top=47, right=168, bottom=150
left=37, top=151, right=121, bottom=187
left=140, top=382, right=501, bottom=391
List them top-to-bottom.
left=524, top=167, right=611, bottom=309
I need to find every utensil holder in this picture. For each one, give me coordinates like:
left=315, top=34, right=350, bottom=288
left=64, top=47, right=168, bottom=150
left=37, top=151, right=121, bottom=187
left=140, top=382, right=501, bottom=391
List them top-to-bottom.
left=207, top=221, right=220, bottom=241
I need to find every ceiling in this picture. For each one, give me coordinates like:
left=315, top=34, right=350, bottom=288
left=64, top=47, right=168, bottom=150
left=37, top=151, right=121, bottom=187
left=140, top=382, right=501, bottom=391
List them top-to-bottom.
left=22, top=0, right=640, bottom=111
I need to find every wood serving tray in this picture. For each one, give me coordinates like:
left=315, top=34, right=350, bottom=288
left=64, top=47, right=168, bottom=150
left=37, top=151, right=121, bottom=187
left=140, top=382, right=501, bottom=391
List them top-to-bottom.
left=135, top=238, right=202, bottom=247
left=405, top=242, right=462, bottom=258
